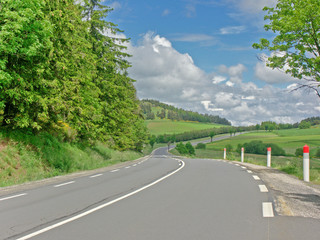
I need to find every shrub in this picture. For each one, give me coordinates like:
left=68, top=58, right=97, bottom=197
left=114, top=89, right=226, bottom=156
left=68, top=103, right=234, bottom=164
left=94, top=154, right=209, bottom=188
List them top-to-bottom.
left=243, top=140, right=285, bottom=156
left=176, top=142, right=188, bottom=155
left=185, top=142, right=195, bottom=155
left=195, top=143, right=206, bottom=149
left=226, top=144, right=233, bottom=152
left=316, top=149, right=320, bottom=158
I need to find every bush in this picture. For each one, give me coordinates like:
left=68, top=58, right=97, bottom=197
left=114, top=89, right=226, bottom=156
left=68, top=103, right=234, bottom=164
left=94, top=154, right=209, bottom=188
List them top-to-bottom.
left=243, top=140, right=285, bottom=156
left=176, top=142, right=188, bottom=155
left=185, top=142, right=195, bottom=155
left=195, top=143, right=206, bottom=149
left=226, top=144, right=233, bottom=152
left=295, top=148, right=303, bottom=157
left=316, top=149, right=320, bottom=158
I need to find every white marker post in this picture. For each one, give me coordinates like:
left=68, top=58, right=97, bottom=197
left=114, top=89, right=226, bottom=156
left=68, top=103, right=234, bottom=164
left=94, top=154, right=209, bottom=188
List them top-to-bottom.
left=303, top=145, right=310, bottom=182
left=241, top=147, right=244, bottom=163
left=267, top=147, right=271, bottom=167
left=224, top=148, right=226, bottom=160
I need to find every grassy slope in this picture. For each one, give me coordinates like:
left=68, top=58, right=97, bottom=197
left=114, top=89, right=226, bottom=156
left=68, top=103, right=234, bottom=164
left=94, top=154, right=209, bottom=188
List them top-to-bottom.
left=146, top=119, right=223, bottom=135
left=0, top=130, right=147, bottom=187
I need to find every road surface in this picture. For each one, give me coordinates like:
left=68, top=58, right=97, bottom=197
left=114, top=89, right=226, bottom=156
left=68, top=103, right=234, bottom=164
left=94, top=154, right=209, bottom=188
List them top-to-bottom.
left=1, top=147, right=320, bottom=239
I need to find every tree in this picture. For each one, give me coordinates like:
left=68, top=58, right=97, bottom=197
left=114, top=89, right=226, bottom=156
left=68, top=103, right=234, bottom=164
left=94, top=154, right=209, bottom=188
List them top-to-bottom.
left=0, top=0, right=54, bottom=130
left=253, top=0, right=320, bottom=96
left=299, top=120, right=311, bottom=129
left=209, top=131, right=215, bottom=142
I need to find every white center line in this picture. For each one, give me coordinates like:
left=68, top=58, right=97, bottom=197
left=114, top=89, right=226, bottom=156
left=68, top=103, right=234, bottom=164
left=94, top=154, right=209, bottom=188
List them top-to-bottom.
left=110, top=169, right=119, bottom=173
left=89, top=174, right=103, bottom=178
left=253, top=175, right=261, bottom=180
left=54, top=181, right=75, bottom=188
left=259, top=185, right=269, bottom=192
left=0, top=193, right=27, bottom=202
left=263, top=202, right=274, bottom=217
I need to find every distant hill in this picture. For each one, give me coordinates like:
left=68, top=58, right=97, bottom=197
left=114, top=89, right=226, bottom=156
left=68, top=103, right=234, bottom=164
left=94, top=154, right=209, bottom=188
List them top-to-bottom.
left=140, top=99, right=231, bottom=126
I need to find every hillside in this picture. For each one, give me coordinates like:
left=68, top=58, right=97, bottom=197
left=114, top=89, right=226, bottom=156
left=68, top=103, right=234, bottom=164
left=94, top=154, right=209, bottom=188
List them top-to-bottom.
left=140, top=99, right=231, bottom=125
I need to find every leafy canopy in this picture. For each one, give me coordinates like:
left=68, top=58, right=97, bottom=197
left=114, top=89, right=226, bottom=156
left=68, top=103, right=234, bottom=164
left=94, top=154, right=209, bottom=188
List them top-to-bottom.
left=253, top=0, right=320, bottom=96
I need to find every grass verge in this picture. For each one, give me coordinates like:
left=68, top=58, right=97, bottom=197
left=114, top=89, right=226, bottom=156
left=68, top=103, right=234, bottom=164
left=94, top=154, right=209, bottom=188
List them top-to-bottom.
left=0, top=129, right=144, bottom=187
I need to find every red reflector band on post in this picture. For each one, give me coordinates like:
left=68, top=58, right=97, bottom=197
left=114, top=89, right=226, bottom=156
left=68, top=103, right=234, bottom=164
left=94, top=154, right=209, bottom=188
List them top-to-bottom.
left=303, top=145, right=309, bottom=153
left=267, top=147, right=271, bottom=152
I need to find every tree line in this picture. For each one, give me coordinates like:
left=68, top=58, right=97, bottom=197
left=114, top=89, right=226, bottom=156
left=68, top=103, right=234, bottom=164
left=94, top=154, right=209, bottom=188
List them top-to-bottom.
left=0, top=0, right=147, bottom=151
left=140, top=99, right=231, bottom=125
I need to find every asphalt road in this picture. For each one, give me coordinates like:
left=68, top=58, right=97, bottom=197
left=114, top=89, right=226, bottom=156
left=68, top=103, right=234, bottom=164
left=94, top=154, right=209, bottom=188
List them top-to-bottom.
left=1, top=147, right=320, bottom=239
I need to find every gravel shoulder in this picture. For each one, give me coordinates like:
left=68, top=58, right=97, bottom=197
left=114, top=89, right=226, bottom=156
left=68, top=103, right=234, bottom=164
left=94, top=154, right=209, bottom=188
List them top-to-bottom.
left=237, top=161, right=320, bottom=219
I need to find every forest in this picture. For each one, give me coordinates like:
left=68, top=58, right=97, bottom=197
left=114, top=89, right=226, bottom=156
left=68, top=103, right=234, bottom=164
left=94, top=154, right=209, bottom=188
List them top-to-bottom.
left=0, top=0, right=147, bottom=151
left=140, top=99, right=231, bottom=125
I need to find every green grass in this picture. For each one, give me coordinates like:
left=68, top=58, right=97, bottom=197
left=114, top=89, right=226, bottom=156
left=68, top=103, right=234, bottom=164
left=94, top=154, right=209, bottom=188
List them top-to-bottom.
left=146, top=119, right=223, bottom=135
left=180, top=128, right=320, bottom=185
left=207, top=128, right=320, bottom=156
left=0, top=129, right=144, bottom=187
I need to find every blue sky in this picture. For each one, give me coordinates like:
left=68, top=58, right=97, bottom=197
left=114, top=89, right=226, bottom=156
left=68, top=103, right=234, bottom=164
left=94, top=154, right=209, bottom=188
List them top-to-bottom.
left=104, top=0, right=320, bottom=126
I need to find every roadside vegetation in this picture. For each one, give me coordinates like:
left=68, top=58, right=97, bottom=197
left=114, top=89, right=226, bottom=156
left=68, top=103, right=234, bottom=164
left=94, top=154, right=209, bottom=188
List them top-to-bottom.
left=172, top=127, right=320, bottom=185
left=0, top=129, right=149, bottom=187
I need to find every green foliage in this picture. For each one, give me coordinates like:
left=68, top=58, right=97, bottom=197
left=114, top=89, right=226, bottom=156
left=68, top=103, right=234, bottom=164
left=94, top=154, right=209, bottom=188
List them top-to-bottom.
left=0, top=0, right=147, bottom=150
left=253, top=0, right=320, bottom=94
left=141, top=99, right=231, bottom=125
left=299, top=121, right=311, bottom=129
left=243, top=140, right=285, bottom=156
left=176, top=142, right=188, bottom=155
left=185, top=142, right=195, bottom=155
left=195, top=143, right=206, bottom=149
left=226, top=144, right=233, bottom=152
left=295, top=148, right=303, bottom=157
left=316, top=149, right=320, bottom=158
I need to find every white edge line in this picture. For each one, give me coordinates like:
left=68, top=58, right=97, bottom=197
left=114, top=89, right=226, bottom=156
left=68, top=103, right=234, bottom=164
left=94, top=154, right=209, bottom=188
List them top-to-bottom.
left=17, top=161, right=185, bottom=240
left=110, top=169, right=119, bottom=173
left=247, top=170, right=253, bottom=173
left=89, top=174, right=103, bottom=178
left=253, top=175, right=260, bottom=180
left=54, top=181, right=75, bottom=188
left=259, top=185, right=269, bottom=192
left=0, top=193, right=27, bottom=202
left=263, top=202, right=274, bottom=217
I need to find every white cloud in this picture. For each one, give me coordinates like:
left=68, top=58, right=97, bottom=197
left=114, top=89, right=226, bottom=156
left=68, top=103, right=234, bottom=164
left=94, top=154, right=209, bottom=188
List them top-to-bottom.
left=226, top=0, right=276, bottom=14
left=109, top=1, right=121, bottom=10
left=162, top=9, right=170, bottom=16
left=220, top=26, right=246, bottom=35
left=126, top=33, right=320, bottom=126
left=255, top=57, right=298, bottom=84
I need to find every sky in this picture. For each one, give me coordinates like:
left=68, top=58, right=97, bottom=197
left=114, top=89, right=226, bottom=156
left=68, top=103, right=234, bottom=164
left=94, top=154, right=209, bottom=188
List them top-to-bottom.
left=104, top=0, right=320, bottom=126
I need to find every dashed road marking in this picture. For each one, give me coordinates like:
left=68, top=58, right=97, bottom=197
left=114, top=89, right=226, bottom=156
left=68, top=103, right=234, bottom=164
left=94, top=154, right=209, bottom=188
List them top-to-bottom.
left=16, top=160, right=186, bottom=240
left=133, top=164, right=137, bottom=167
left=125, top=166, right=131, bottom=169
left=241, top=166, right=247, bottom=169
left=110, top=169, right=120, bottom=173
left=247, top=170, right=253, bottom=173
left=89, top=174, right=103, bottom=178
left=253, top=175, right=260, bottom=180
left=54, top=181, right=75, bottom=188
left=259, top=185, right=269, bottom=192
left=0, top=193, right=27, bottom=202
left=263, top=202, right=274, bottom=217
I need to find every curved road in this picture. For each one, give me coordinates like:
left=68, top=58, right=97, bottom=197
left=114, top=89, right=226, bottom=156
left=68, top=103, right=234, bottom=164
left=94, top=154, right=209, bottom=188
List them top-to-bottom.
left=1, top=147, right=320, bottom=239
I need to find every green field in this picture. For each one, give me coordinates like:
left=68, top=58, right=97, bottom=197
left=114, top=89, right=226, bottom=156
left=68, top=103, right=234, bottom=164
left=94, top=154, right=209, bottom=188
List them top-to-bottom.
left=146, top=119, right=223, bottom=135
left=192, top=127, right=320, bottom=184
left=207, top=127, right=320, bottom=155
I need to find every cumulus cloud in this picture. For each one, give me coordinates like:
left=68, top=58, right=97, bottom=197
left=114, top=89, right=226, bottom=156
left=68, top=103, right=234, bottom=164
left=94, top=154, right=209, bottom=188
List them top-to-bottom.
left=126, top=33, right=320, bottom=126
left=254, top=54, right=298, bottom=84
